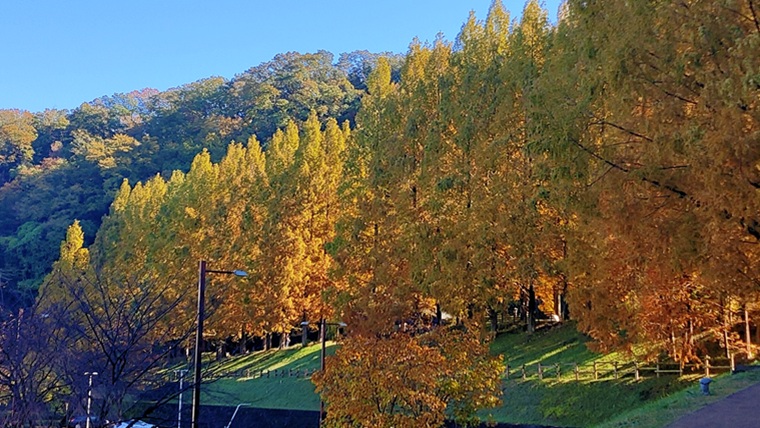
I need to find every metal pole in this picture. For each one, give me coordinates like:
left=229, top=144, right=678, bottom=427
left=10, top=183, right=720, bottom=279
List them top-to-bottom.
left=191, top=260, right=206, bottom=428
left=319, top=319, right=326, bottom=425
left=176, top=369, right=187, bottom=428
left=85, top=372, right=98, bottom=428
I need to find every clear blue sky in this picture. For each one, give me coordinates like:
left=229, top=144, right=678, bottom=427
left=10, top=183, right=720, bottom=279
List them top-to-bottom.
left=0, top=1, right=561, bottom=112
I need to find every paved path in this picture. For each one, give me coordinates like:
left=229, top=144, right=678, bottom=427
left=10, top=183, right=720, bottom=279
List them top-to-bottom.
left=667, top=381, right=760, bottom=428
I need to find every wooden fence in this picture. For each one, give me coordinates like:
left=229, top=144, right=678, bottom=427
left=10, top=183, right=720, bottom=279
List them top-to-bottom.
left=168, top=355, right=739, bottom=384
left=505, top=355, right=736, bottom=382
left=205, top=356, right=735, bottom=383
left=210, top=367, right=319, bottom=380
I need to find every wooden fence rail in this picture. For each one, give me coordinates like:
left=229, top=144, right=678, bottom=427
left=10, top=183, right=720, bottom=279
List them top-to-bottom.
left=505, top=355, right=737, bottom=383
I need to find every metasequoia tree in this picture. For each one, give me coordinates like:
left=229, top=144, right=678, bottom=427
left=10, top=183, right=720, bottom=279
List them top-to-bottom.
left=532, top=0, right=760, bottom=359
left=336, top=1, right=562, bottom=333
left=319, top=8, right=517, bottom=425
left=288, top=114, right=348, bottom=327
left=253, top=115, right=349, bottom=343
left=210, top=138, right=269, bottom=338
left=103, top=139, right=271, bottom=344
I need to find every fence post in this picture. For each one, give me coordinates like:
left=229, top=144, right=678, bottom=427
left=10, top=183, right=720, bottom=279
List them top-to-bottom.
left=730, top=353, right=735, bottom=372
left=705, top=356, right=710, bottom=378
left=593, top=361, right=598, bottom=380
left=614, top=362, right=618, bottom=380
left=635, top=362, right=640, bottom=381
left=538, top=363, right=543, bottom=380
left=556, top=363, right=561, bottom=380
left=574, top=363, right=579, bottom=381
left=506, top=364, right=510, bottom=380
left=522, top=364, right=526, bottom=380
left=656, top=364, right=660, bottom=378
left=679, top=364, right=683, bottom=377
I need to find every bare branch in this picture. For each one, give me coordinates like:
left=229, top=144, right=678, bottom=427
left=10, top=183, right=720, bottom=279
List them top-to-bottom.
left=748, top=0, right=760, bottom=33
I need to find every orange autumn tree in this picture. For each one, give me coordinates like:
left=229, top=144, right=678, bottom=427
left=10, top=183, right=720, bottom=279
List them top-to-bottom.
left=313, top=328, right=503, bottom=428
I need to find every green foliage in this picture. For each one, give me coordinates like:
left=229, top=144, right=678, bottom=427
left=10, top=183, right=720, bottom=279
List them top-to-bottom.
left=226, top=51, right=361, bottom=142
left=0, top=109, right=37, bottom=183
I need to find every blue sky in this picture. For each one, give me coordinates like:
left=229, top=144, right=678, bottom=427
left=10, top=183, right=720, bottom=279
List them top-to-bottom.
left=0, top=1, right=561, bottom=112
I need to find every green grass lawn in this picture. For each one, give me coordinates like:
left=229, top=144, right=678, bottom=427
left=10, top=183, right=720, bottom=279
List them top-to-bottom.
left=171, top=324, right=759, bottom=427
left=195, top=342, right=337, bottom=410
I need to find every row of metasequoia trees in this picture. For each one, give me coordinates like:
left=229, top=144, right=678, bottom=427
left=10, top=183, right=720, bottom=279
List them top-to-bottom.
left=29, top=0, right=760, bottom=426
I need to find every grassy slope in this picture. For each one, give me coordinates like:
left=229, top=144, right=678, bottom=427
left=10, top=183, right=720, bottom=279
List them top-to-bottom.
left=182, top=324, right=758, bottom=427
left=486, top=324, right=697, bottom=427
left=197, top=343, right=336, bottom=410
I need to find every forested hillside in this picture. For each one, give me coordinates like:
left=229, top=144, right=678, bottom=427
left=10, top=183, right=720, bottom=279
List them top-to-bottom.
left=2, top=0, right=759, bottom=426
left=0, top=50, right=402, bottom=306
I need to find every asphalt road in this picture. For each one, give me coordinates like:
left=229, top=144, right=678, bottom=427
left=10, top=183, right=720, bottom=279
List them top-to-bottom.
left=667, top=381, right=760, bottom=428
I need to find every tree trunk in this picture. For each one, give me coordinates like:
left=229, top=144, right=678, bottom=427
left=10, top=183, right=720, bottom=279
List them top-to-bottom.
left=527, top=282, right=536, bottom=334
left=722, top=296, right=731, bottom=359
left=488, top=306, right=499, bottom=334
left=745, top=306, right=753, bottom=359
left=671, top=329, right=678, bottom=361
left=239, top=330, right=248, bottom=354
left=724, top=330, right=731, bottom=359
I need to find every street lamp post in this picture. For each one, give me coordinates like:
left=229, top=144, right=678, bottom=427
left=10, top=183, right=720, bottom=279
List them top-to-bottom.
left=191, top=260, right=247, bottom=428
left=301, top=319, right=346, bottom=426
left=319, top=319, right=326, bottom=424
left=174, top=369, right=188, bottom=428
left=84, top=371, right=98, bottom=428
